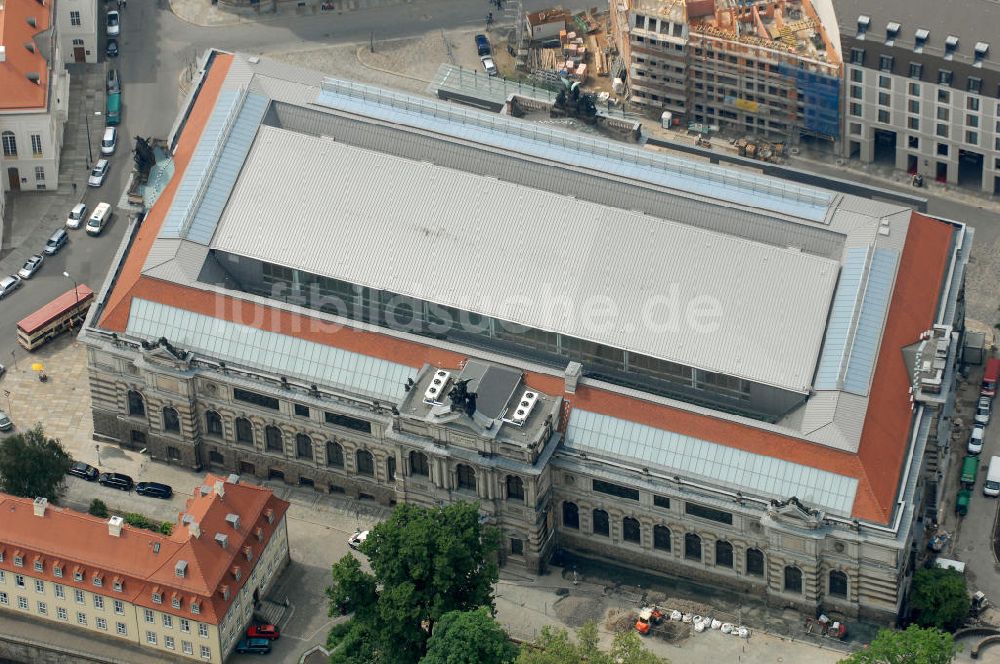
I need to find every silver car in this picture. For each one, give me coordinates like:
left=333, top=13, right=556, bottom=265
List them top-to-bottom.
left=88, top=159, right=110, bottom=187
left=67, top=203, right=88, bottom=229
left=17, top=254, right=43, bottom=279
left=0, top=275, right=22, bottom=298
left=975, top=396, right=992, bottom=425
left=0, top=411, right=11, bottom=432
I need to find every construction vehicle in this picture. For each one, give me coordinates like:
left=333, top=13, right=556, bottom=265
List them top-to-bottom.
left=635, top=606, right=665, bottom=635
left=805, top=615, right=847, bottom=640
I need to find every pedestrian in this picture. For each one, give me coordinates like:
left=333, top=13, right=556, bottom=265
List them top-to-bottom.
left=117, top=0, right=121, bottom=8
left=72, top=182, right=77, bottom=193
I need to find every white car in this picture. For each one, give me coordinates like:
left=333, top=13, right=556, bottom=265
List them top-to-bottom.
left=106, top=10, right=120, bottom=37
left=481, top=55, right=498, bottom=77
left=101, top=127, right=117, bottom=156
left=88, top=159, right=110, bottom=187
left=67, top=203, right=88, bottom=229
left=17, top=254, right=43, bottom=280
left=0, top=275, right=22, bottom=299
left=975, top=396, right=992, bottom=426
left=969, top=425, right=985, bottom=455
left=348, top=530, right=369, bottom=550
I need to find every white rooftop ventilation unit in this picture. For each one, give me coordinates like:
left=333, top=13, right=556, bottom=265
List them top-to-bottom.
left=423, top=370, right=451, bottom=404
left=510, top=390, right=539, bottom=426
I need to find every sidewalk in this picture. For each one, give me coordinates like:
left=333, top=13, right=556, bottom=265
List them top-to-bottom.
left=168, top=0, right=437, bottom=27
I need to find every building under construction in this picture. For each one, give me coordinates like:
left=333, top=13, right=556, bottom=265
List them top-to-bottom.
left=610, top=0, right=842, bottom=143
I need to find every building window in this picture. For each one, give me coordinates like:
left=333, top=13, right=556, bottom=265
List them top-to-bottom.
left=70, top=10, right=81, bottom=25
left=73, top=38, right=84, bottom=45
left=849, top=48, right=865, bottom=65
left=878, top=55, right=894, bottom=72
left=909, top=63, right=923, bottom=80
left=850, top=69, right=863, bottom=83
left=938, top=70, right=953, bottom=86
left=878, top=75, right=891, bottom=89
left=969, top=77, right=983, bottom=94
left=909, top=82, right=921, bottom=97
left=850, top=85, right=862, bottom=99
left=938, top=89, right=951, bottom=104
left=878, top=92, right=891, bottom=106
left=968, top=96, right=981, bottom=111
left=908, top=99, right=920, bottom=113
left=850, top=103, right=862, bottom=117
left=878, top=109, right=891, bottom=123
left=968, top=114, right=980, bottom=127
left=908, top=117, right=920, bottom=130
left=938, top=123, right=949, bottom=137
left=966, top=130, right=979, bottom=145
left=1, top=131, right=16, bottom=157
left=30, top=135, right=42, bottom=157
left=909, top=136, right=919, bottom=149
left=233, top=388, right=279, bottom=410
left=127, top=390, right=145, bottom=417
left=294, top=403, right=310, bottom=418
left=162, top=406, right=180, bottom=433
left=205, top=411, right=223, bottom=436
left=324, top=412, right=372, bottom=433
left=235, top=417, right=254, bottom=445
left=265, top=425, right=283, bottom=453
left=295, top=434, right=313, bottom=460
left=326, top=441, right=345, bottom=467
left=356, top=450, right=375, bottom=477
left=409, top=450, right=428, bottom=476
left=386, top=456, right=396, bottom=481
left=455, top=463, right=475, bottom=491
left=506, top=475, right=524, bottom=500
left=592, top=479, right=639, bottom=501
left=653, top=495, right=670, bottom=510
left=563, top=502, right=580, bottom=529
left=685, top=503, right=733, bottom=525
left=592, top=509, right=609, bottom=537
left=622, top=517, right=641, bottom=544
left=652, top=525, right=671, bottom=551
left=684, top=533, right=702, bottom=561
left=715, top=540, right=734, bottom=568
left=746, top=548, right=765, bottom=576
left=784, top=566, right=803, bottom=594
left=53, top=567, right=62, bottom=578
left=829, top=570, right=848, bottom=598
left=14, top=574, right=24, bottom=587
left=34, top=579, right=44, bottom=593
left=54, top=584, right=65, bottom=599
left=74, top=589, right=85, bottom=604
left=94, top=595, right=104, bottom=610
left=16, top=596, right=27, bottom=610
left=171, top=597, right=181, bottom=610
left=114, top=600, right=124, bottom=614
left=37, top=601, right=47, bottom=615
left=57, top=607, right=68, bottom=620
left=144, top=608, right=154, bottom=623
left=77, top=612, right=88, bottom=626
left=163, top=614, right=173, bottom=628
left=97, top=617, right=107, bottom=630
left=180, top=618, right=191, bottom=633
left=117, top=622, right=127, bottom=636
left=198, top=623, right=209, bottom=638
left=146, top=631, right=157, bottom=645
left=165, top=636, right=175, bottom=650
left=183, top=641, right=193, bottom=655
left=200, top=645, right=211, bottom=659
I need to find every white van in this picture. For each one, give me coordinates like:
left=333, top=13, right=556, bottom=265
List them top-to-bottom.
left=86, top=202, right=112, bottom=236
left=985, top=456, right=1000, bottom=497
left=934, top=558, right=966, bottom=574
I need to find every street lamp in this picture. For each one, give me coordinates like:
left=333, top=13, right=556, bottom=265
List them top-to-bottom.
left=84, top=111, right=102, bottom=168
left=63, top=271, right=80, bottom=327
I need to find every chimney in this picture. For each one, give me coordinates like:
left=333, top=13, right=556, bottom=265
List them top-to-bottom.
left=564, top=361, right=582, bottom=394
left=213, top=480, right=225, bottom=498
left=33, top=497, right=48, bottom=517
left=108, top=516, right=124, bottom=537
left=188, top=521, right=201, bottom=539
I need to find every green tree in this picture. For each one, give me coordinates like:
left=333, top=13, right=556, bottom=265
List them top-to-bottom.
left=0, top=425, right=73, bottom=502
left=88, top=499, right=109, bottom=518
left=326, top=502, right=501, bottom=663
left=910, top=568, right=969, bottom=630
left=420, top=607, right=518, bottom=664
left=515, top=622, right=668, bottom=664
left=838, top=625, right=958, bottom=664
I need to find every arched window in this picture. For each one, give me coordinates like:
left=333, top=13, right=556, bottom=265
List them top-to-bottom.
left=1, top=131, right=16, bottom=157
left=127, top=390, right=145, bottom=417
left=162, top=407, right=180, bottom=433
left=205, top=410, right=223, bottom=437
left=235, top=417, right=254, bottom=446
left=265, top=426, right=284, bottom=453
left=295, top=434, right=313, bottom=460
left=326, top=441, right=344, bottom=467
left=356, top=450, right=375, bottom=476
left=409, top=451, right=429, bottom=476
left=386, top=457, right=396, bottom=481
left=456, top=464, right=476, bottom=491
left=506, top=475, right=524, bottom=500
left=562, top=502, right=579, bottom=529
left=592, top=509, right=609, bottom=537
left=622, top=517, right=641, bottom=543
left=653, top=525, right=671, bottom=551
left=684, top=533, right=702, bottom=561
left=715, top=540, right=734, bottom=568
left=746, top=548, right=765, bottom=577
left=784, top=566, right=803, bottom=594
left=829, top=570, right=848, bottom=599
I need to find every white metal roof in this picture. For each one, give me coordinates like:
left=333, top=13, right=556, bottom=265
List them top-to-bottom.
left=210, top=126, right=840, bottom=393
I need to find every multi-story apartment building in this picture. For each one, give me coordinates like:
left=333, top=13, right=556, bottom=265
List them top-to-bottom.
left=1, top=0, right=69, bottom=192
left=56, top=0, right=99, bottom=64
left=610, top=0, right=842, bottom=144
left=834, top=0, right=1000, bottom=194
left=83, top=49, right=970, bottom=624
left=0, top=475, right=290, bottom=663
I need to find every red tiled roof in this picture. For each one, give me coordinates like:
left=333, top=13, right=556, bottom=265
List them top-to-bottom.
left=0, top=0, right=52, bottom=110
left=96, top=53, right=956, bottom=526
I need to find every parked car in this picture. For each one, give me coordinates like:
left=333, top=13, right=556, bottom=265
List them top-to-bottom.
left=106, top=10, right=120, bottom=37
left=475, top=33, right=491, bottom=56
left=106, top=39, right=119, bottom=58
left=481, top=55, right=498, bottom=77
left=107, top=68, right=121, bottom=94
left=101, top=127, right=117, bottom=156
left=88, top=159, right=110, bottom=187
left=67, top=203, right=88, bottom=229
left=44, top=229, right=68, bottom=255
left=17, top=254, right=43, bottom=280
left=0, top=275, right=23, bottom=299
left=0, top=364, right=5, bottom=379
left=975, top=396, right=992, bottom=425
left=0, top=411, right=12, bottom=432
left=969, top=424, right=986, bottom=455
left=68, top=462, right=99, bottom=481
left=98, top=472, right=134, bottom=491
left=135, top=481, right=173, bottom=499
left=347, top=529, right=369, bottom=550
left=246, top=624, right=280, bottom=640
left=235, top=638, right=272, bottom=655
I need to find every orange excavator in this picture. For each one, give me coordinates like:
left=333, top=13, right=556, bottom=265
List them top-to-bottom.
left=635, top=606, right=665, bottom=635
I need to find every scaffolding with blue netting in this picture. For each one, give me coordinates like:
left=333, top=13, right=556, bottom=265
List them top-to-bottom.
left=779, top=64, right=840, bottom=139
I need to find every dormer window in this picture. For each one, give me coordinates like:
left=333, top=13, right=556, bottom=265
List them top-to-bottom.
left=857, top=15, right=870, bottom=39
left=885, top=22, right=900, bottom=46
left=914, top=29, right=929, bottom=53
left=945, top=35, right=958, bottom=60
left=974, top=42, right=989, bottom=67
left=243, top=546, right=254, bottom=562
left=13, top=555, right=24, bottom=568
left=33, top=560, right=43, bottom=573
left=53, top=565, right=63, bottom=578
left=73, top=570, right=84, bottom=582
left=93, top=574, right=103, bottom=587
left=113, top=579, right=123, bottom=592
left=152, top=591, right=163, bottom=604
left=171, top=596, right=182, bottom=610
left=191, top=601, right=201, bottom=615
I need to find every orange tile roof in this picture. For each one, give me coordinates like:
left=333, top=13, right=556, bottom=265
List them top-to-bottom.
left=0, top=0, right=52, bottom=111
left=96, top=52, right=956, bottom=526
left=0, top=475, right=289, bottom=624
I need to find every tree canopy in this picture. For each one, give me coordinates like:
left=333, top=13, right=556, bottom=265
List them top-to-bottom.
left=0, top=425, right=73, bottom=502
left=326, top=501, right=501, bottom=664
left=909, top=568, right=969, bottom=631
left=420, top=607, right=518, bottom=664
left=515, top=622, right=668, bottom=664
left=838, top=625, right=958, bottom=664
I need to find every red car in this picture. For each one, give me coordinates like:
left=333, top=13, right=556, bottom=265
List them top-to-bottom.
left=246, top=624, right=280, bottom=640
